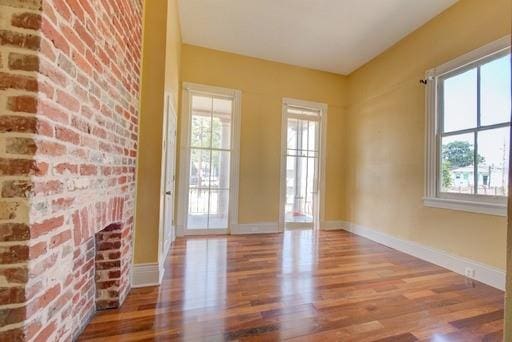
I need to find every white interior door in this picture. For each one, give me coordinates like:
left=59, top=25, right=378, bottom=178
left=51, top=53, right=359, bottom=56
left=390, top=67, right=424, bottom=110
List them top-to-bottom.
left=163, top=95, right=177, bottom=250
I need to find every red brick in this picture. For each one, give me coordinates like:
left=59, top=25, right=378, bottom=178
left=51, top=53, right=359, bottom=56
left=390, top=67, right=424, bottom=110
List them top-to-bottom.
left=52, top=0, right=71, bottom=21
left=67, top=0, right=85, bottom=22
left=11, top=12, right=42, bottom=30
left=41, top=18, right=69, bottom=54
left=74, top=20, right=94, bottom=47
left=0, top=30, right=40, bottom=50
left=8, top=52, right=39, bottom=71
left=0, top=72, right=38, bottom=91
left=7, top=95, right=38, bottom=113
left=40, top=101, right=69, bottom=124
left=0, top=116, right=37, bottom=133
left=55, top=126, right=79, bottom=144
left=5, top=137, right=37, bottom=155
left=35, top=140, right=67, bottom=156
left=0, top=159, right=42, bottom=176
left=54, top=162, right=78, bottom=174
left=80, top=164, right=97, bottom=176
left=33, top=180, right=63, bottom=196
left=51, top=197, right=75, bottom=213
left=72, top=210, right=81, bottom=246
left=31, top=216, right=64, bottom=238
left=0, top=223, right=30, bottom=241
left=50, top=230, right=71, bottom=248
left=29, top=241, right=47, bottom=260
left=0, top=267, right=28, bottom=284
left=32, top=284, right=60, bottom=310
left=0, top=287, right=26, bottom=304
left=0, top=306, right=26, bottom=326
left=33, top=320, right=56, bottom=342
left=0, top=327, right=25, bottom=341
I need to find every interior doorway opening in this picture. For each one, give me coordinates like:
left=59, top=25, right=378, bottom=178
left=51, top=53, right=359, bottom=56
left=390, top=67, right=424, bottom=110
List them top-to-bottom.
left=280, top=98, right=327, bottom=231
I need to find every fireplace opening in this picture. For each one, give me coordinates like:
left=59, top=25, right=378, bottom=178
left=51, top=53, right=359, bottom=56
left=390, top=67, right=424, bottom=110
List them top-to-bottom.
left=94, top=223, right=123, bottom=310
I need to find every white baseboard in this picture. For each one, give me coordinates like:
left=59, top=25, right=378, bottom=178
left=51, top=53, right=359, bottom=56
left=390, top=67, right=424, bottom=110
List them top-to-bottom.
left=320, top=220, right=345, bottom=230
left=339, top=221, right=505, bottom=291
left=231, top=222, right=279, bottom=235
left=131, top=263, right=162, bottom=288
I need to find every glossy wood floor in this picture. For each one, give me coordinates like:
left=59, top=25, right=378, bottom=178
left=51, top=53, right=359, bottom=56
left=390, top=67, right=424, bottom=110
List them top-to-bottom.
left=79, top=230, right=504, bottom=341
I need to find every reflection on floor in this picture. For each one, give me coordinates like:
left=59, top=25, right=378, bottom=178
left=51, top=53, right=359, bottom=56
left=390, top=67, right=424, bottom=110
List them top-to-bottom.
left=79, top=229, right=504, bottom=341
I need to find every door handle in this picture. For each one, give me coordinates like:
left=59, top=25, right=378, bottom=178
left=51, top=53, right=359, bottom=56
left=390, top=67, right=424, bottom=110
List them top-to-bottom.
left=165, top=191, right=172, bottom=195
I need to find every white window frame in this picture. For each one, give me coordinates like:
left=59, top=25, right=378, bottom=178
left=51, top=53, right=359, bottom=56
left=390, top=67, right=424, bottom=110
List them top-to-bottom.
left=424, top=36, right=511, bottom=216
left=177, top=82, right=241, bottom=235
left=279, top=97, right=327, bottom=231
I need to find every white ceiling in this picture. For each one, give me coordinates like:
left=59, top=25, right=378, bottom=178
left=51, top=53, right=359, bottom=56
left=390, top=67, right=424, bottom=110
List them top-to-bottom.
left=178, top=0, right=458, bottom=75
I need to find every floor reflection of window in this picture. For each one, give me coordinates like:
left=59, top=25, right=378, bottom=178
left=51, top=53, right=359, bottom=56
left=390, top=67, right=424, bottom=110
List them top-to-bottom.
left=182, top=238, right=227, bottom=339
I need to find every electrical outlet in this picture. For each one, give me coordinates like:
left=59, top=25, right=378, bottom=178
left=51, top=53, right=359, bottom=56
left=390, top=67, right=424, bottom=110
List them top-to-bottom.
left=464, top=267, right=475, bottom=279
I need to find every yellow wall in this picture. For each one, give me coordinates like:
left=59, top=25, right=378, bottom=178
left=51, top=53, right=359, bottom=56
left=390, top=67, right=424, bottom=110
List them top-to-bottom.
left=134, top=0, right=181, bottom=264
left=344, top=0, right=511, bottom=269
left=180, top=45, right=347, bottom=224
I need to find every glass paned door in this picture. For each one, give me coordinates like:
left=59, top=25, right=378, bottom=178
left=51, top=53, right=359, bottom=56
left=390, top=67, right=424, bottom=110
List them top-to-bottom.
left=187, top=94, right=233, bottom=231
left=284, top=107, right=321, bottom=229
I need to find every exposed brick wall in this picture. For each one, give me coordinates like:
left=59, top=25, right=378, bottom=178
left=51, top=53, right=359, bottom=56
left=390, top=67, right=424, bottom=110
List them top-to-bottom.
left=0, top=0, right=142, bottom=340
left=94, top=222, right=123, bottom=311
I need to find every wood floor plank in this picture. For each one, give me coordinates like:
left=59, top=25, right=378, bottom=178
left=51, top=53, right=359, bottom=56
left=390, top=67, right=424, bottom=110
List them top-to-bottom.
left=79, top=230, right=504, bottom=341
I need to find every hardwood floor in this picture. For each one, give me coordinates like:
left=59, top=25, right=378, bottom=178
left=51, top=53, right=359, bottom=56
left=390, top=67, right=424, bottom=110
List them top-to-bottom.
left=79, top=230, right=504, bottom=341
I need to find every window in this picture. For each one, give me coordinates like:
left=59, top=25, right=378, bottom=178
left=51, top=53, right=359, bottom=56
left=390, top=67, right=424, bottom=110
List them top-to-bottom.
left=425, top=36, right=511, bottom=216
left=177, top=83, right=241, bottom=235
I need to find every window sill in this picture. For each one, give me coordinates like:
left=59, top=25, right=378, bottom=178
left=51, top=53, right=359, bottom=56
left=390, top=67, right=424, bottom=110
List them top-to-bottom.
left=423, top=197, right=506, bottom=217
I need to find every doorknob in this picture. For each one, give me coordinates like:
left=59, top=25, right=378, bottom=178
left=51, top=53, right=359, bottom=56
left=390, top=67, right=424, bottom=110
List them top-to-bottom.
left=166, top=191, right=172, bottom=195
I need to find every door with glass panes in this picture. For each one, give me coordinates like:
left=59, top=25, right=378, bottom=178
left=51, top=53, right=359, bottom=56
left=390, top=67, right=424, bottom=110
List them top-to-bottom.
left=185, top=92, right=234, bottom=234
left=283, top=105, right=321, bottom=229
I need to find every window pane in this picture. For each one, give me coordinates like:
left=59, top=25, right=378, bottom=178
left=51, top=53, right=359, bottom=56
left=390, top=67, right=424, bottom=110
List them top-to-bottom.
left=481, top=54, right=511, bottom=126
left=443, top=69, right=477, bottom=132
left=191, top=95, right=212, bottom=148
left=212, top=98, right=232, bottom=149
left=190, top=115, right=211, bottom=148
left=287, top=118, right=298, bottom=150
left=300, top=121, right=309, bottom=154
left=308, top=121, right=319, bottom=152
left=477, top=127, right=509, bottom=196
left=441, top=133, right=475, bottom=194
left=189, top=149, right=210, bottom=188
left=210, top=150, right=230, bottom=189
left=188, top=189, right=209, bottom=229
left=208, top=190, right=229, bottom=229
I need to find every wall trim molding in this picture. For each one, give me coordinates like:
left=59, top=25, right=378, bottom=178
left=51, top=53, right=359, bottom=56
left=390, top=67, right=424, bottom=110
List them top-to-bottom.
left=338, top=221, right=505, bottom=291
left=231, top=222, right=279, bottom=235
left=131, top=263, right=162, bottom=288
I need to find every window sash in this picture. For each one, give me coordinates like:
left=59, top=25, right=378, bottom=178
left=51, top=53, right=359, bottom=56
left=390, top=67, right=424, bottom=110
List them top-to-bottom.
left=435, top=49, right=510, bottom=201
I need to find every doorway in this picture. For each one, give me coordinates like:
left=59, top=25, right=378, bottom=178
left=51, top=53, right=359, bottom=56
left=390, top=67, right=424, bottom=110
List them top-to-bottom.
left=178, top=83, right=241, bottom=235
left=280, top=98, right=327, bottom=231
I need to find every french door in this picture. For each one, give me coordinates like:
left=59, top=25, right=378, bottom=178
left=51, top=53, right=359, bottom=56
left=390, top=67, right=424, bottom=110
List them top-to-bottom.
left=179, top=84, right=241, bottom=235
left=280, top=99, right=326, bottom=230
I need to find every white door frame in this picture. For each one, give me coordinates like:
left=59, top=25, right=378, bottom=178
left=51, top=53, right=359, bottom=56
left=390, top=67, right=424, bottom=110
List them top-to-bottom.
left=177, top=82, right=241, bottom=236
left=279, top=97, right=327, bottom=232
